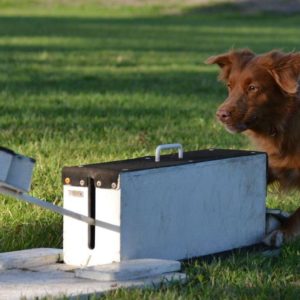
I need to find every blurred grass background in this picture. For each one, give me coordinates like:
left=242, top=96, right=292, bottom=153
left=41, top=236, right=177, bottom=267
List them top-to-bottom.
left=0, top=0, right=299, bottom=298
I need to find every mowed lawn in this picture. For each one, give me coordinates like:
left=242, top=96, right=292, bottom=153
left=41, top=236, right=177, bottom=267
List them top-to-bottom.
left=0, top=1, right=299, bottom=298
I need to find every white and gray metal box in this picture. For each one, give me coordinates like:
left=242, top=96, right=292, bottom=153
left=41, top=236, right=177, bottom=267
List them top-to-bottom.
left=0, top=147, right=35, bottom=193
left=62, top=149, right=267, bottom=267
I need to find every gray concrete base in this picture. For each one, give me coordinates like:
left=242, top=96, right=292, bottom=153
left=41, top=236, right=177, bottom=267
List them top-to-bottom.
left=0, top=248, right=186, bottom=300
left=0, top=248, right=62, bottom=270
left=75, top=258, right=181, bottom=281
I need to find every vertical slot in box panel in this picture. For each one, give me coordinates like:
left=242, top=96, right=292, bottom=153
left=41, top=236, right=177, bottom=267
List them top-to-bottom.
left=88, top=178, right=95, bottom=250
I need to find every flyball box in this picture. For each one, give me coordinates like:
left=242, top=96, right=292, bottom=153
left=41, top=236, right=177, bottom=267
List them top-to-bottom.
left=62, top=148, right=267, bottom=267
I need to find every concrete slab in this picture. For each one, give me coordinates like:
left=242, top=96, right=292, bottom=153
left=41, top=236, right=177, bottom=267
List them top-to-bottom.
left=0, top=248, right=62, bottom=270
left=0, top=249, right=186, bottom=300
left=75, top=259, right=181, bottom=281
left=0, top=267, right=186, bottom=300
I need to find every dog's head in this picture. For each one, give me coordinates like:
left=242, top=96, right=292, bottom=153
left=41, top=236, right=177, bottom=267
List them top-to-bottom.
left=206, top=49, right=300, bottom=134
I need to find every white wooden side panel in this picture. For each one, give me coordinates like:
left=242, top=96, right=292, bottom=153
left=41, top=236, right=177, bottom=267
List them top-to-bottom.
left=120, top=155, right=266, bottom=260
left=63, top=186, right=90, bottom=266
left=63, top=187, right=121, bottom=266
left=94, top=188, right=121, bottom=264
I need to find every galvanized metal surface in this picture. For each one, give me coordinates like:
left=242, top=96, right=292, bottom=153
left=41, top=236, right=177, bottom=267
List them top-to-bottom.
left=0, top=149, right=35, bottom=193
left=120, top=155, right=266, bottom=260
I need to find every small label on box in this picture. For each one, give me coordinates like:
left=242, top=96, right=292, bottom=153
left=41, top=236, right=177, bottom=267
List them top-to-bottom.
left=68, top=190, right=84, bottom=198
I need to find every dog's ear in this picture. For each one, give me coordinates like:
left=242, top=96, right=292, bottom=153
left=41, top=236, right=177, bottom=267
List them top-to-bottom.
left=205, top=49, right=255, bottom=81
left=260, top=51, right=300, bottom=95
left=205, top=53, right=232, bottom=81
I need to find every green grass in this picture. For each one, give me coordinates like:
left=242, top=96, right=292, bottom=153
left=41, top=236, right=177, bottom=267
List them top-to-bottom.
left=0, top=1, right=299, bottom=298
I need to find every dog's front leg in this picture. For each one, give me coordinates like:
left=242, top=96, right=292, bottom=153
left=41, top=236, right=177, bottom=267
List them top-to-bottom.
left=264, top=206, right=300, bottom=247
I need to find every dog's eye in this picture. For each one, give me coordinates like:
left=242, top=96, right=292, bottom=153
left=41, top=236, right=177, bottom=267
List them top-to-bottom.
left=227, top=83, right=231, bottom=89
left=248, top=85, right=257, bottom=92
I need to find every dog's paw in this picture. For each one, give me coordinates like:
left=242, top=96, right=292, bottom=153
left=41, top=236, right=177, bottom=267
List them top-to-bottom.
left=266, top=214, right=282, bottom=234
left=263, top=230, right=285, bottom=248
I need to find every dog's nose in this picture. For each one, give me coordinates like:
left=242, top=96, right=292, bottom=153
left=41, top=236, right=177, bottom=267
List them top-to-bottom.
left=216, top=109, right=231, bottom=122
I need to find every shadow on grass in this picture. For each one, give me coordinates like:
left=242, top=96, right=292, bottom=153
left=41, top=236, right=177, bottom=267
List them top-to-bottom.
left=183, top=0, right=300, bottom=15
left=0, top=9, right=299, bottom=139
left=0, top=10, right=299, bottom=99
left=0, top=11, right=298, bottom=100
left=0, top=12, right=299, bottom=44
left=0, top=70, right=219, bottom=96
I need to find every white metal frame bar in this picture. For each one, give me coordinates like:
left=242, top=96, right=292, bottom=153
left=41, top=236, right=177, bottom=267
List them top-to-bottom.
left=0, top=187, right=120, bottom=232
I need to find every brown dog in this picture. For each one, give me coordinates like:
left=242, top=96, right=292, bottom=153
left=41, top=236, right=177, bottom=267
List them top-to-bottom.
left=206, top=49, right=300, bottom=247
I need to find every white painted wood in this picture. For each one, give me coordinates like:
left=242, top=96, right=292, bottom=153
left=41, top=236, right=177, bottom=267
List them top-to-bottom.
left=63, top=186, right=121, bottom=266
left=63, top=186, right=91, bottom=266
left=94, top=188, right=121, bottom=264
left=0, top=248, right=62, bottom=270
left=75, top=259, right=181, bottom=281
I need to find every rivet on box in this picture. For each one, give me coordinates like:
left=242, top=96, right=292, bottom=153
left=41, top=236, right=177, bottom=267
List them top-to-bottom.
left=65, top=177, right=71, bottom=184
left=80, top=180, right=85, bottom=186
left=96, top=180, right=102, bottom=187
left=111, top=182, right=117, bottom=189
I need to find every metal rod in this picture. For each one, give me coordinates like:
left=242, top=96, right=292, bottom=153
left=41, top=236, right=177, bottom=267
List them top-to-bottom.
left=0, top=187, right=120, bottom=233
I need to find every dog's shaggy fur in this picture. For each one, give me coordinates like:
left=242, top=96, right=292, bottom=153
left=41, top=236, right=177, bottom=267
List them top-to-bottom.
left=206, top=49, right=300, bottom=246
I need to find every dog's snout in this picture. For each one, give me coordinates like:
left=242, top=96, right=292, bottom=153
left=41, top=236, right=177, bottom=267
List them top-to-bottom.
left=216, top=109, right=231, bottom=122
